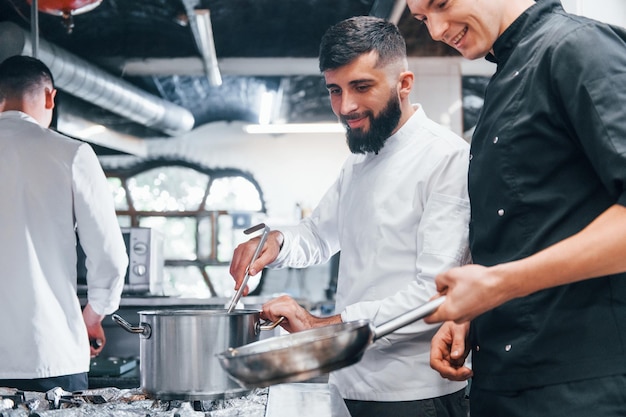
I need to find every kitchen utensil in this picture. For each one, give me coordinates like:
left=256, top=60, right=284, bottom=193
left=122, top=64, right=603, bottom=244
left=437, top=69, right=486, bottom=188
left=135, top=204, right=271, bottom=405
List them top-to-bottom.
left=226, top=223, right=270, bottom=313
left=217, top=296, right=445, bottom=388
left=112, top=308, right=282, bottom=400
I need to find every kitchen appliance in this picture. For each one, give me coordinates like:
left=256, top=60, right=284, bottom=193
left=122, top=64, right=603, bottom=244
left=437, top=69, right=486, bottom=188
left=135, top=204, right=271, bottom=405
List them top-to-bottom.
left=77, top=227, right=164, bottom=295
left=217, top=297, right=445, bottom=388
left=112, top=309, right=282, bottom=400
left=88, top=357, right=137, bottom=377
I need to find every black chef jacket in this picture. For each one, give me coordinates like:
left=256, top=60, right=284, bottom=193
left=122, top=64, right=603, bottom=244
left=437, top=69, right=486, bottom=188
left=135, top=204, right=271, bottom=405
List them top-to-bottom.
left=468, top=0, right=626, bottom=392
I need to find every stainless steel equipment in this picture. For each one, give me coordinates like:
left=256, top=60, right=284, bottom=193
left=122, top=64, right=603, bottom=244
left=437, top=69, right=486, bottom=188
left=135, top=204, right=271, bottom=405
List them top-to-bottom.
left=77, top=227, right=164, bottom=295
left=217, top=297, right=445, bottom=388
left=113, top=309, right=281, bottom=400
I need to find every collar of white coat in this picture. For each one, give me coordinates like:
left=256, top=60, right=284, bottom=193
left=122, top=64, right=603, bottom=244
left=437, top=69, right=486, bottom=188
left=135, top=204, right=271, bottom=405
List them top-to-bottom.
left=374, top=104, right=427, bottom=156
left=0, top=110, right=39, bottom=125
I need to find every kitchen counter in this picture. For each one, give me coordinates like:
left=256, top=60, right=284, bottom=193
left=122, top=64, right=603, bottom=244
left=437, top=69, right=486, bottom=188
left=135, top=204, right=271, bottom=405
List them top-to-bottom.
left=0, top=382, right=351, bottom=416
left=266, top=383, right=351, bottom=417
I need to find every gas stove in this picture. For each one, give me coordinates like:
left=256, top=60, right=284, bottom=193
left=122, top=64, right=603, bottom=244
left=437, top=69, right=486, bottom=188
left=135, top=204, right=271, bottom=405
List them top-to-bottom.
left=0, top=386, right=267, bottom=416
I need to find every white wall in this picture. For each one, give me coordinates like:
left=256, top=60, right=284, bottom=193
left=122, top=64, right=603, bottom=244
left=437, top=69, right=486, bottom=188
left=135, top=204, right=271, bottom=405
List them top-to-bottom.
left=561, top=0, right=626, bottom=27
left=409, top=57, right=463, bottom=135
left=145, top=121, right=350, bottom=225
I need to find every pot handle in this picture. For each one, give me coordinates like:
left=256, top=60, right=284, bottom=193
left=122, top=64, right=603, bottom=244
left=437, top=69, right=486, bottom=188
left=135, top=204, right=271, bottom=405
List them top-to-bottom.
left=111, top=314, right=152, bottom=339
left=257, top=316, right=285, bottom=333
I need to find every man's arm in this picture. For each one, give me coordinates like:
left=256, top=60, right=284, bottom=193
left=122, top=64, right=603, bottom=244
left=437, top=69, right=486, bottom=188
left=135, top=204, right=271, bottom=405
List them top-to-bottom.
left=426, top=204, right=626, bottom=324
left=261, top=295, right=342, bottom=333
left=83, top=303, right=106, bottom=357
left=430, top=321, right=473, bottom=381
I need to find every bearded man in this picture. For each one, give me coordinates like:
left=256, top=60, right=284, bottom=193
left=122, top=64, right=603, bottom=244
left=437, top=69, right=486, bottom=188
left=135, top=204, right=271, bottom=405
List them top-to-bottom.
left=229, top=16, right=471, bottom=417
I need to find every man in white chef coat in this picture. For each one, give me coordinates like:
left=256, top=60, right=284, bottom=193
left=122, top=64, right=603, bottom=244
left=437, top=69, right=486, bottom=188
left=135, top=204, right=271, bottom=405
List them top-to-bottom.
left=230, top=16, right=471, bottom=416
left=0, top=55, right=128, bottom=392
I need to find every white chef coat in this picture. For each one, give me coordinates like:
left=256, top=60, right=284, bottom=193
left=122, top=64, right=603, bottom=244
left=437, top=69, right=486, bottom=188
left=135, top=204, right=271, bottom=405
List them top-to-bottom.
left=270, top=105, right=470, bottom=401
left=0, top=111, right=128, bottom=379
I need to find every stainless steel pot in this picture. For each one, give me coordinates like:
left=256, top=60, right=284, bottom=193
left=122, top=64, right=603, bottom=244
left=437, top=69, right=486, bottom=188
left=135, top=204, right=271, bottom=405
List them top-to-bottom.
left=217, top=297, right=445, bottom=388
left=112, top=308, right=280, bottom=400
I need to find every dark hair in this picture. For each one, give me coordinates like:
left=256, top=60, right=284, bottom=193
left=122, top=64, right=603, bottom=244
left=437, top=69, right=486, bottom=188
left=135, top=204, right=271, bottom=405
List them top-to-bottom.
left=318, top=16, right=407, bottom=72
left=0, top=55, right=54, bottom=101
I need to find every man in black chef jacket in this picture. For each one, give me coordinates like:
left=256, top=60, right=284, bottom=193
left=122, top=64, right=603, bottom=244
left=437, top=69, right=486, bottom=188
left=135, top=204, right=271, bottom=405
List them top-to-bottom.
left=405, top=0, right=626, bottom=416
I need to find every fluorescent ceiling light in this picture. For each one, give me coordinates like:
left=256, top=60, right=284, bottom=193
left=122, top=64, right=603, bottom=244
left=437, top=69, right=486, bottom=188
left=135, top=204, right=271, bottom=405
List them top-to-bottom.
left=258, top=91, right=274, bottom=125
left=244, top=123, right=345, bottom=134
left=76, top=124, right=107, bottom=137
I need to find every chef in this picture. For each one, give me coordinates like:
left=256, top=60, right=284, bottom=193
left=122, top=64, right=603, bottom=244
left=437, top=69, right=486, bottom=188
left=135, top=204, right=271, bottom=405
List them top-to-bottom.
left=405, top=0, right=626, bottom=416
left=230, top=16, right=471, bottom=417
left=0, top=55, right=128, bottom=392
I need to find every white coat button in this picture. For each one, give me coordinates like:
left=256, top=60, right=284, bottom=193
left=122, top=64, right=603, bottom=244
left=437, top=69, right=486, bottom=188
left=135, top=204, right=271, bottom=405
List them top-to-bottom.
left=493, top=136, right=499, bottom=144
left=469, top=153, right=473, bottom=161
left=498, top=209, right=505, bottom=216
left=505, top=344, right=512, bottom=352
left=476, top=345, right=480, bottom=351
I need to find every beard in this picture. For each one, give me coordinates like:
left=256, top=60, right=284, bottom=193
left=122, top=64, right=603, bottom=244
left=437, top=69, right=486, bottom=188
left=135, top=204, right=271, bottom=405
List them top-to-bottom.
left=341, top=92, right=402, bottom=155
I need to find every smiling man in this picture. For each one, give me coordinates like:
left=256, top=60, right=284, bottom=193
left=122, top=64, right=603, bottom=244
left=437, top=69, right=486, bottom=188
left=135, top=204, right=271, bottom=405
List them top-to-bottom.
left=405, top=0, right=626, bottom=416
left=229, top=16, right=471, bottom=417
left=325, top=49, right=405, bottom=155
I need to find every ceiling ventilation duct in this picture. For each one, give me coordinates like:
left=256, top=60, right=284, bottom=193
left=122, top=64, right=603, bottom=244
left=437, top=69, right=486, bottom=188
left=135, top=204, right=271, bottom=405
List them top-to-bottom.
left=0, top=21, right=195, bottom=136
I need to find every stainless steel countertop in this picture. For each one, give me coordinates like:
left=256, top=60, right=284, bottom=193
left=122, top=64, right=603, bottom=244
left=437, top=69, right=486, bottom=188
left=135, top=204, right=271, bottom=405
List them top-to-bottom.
left=266, top=383, right=351, bottom=417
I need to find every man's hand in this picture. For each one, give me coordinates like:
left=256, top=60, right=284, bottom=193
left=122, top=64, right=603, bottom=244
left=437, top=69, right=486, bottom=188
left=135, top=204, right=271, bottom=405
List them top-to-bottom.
left=230, top=230, right=284, bottom=296
left=425, top=264, right=510, bottom=324
left=83, top=303, right=105, bottom=357
left=430, top=321, right=473, bottom=381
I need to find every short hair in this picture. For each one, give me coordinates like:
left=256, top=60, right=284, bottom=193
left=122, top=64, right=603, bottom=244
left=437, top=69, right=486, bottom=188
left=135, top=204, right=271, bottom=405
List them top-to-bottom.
left=318, top=16, right=407, bottom=72
left=0, top=55, right=54, bottom=101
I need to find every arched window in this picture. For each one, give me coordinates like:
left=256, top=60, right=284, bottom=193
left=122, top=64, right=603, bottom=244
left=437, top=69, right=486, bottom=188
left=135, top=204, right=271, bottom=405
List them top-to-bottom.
left=105, top=159, right=266, bottom=298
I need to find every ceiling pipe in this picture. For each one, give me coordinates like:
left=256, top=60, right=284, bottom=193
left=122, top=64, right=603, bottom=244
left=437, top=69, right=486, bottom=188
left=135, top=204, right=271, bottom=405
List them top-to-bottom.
left=30, top=0, right=39, bottom=58
left=180, top=0, right=222, bottom=87
left=193, top=9, right=222, bottom=87
left=0, top=21, right=195, bottom=136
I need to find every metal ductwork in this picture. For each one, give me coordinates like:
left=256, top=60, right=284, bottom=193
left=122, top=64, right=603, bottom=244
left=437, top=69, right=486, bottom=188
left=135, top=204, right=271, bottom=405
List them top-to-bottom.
left=0, top=21, right=195, bottom=136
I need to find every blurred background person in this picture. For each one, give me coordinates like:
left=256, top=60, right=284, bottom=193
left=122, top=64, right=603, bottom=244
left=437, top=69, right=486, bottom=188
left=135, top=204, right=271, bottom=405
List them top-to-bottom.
left=0, top=55, right=128, bottom=392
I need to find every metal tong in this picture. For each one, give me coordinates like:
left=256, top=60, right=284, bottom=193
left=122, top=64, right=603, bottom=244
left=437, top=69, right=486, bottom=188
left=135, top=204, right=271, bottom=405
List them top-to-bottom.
left=226, top=223, right=270, bottom=313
